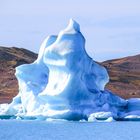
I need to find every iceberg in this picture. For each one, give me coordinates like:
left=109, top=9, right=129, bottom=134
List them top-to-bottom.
left=1, top=19, right=140, bottom=121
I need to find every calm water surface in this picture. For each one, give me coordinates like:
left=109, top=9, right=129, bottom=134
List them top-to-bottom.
left=0, top=120, right=140, bottom=140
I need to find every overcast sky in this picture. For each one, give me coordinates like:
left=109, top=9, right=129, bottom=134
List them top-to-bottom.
left=0, top=0, right=140, bottom=61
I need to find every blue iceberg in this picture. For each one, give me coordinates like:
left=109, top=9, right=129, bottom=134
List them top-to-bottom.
left=1, top=19, right=140, bottom=121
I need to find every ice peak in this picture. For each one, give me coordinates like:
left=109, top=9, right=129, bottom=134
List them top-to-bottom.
left=64, top=19, right=80, bottom=33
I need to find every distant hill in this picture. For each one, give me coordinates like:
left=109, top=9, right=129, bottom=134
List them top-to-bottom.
left=0, top=46, right=140, bottom=103
left=0, top=47, right=37, bottom=103
left=102, top=54, right=140, bottom=99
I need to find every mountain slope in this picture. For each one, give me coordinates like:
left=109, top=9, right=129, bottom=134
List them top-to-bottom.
left=0, top=46, right=140, bottom=103
left=0, top=47, right=37, bottom=103
left=102, top=54, right=140, bottom=99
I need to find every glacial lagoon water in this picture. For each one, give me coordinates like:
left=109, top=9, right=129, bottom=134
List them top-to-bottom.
left=0, top=120, right=140, bottom=140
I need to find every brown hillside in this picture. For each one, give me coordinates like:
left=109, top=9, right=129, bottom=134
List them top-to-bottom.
left=0, top=46, right=140, bottom=103
left=0, top=47, right=37, bottom=103
left=102, top=54, right=140, bottom=99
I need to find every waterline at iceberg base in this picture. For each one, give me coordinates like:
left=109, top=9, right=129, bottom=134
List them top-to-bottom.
left=1, top=19, right=140, bottom=122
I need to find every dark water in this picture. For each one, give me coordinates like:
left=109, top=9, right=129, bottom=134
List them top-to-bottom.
left=0, top=120, right=140, bottom=140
